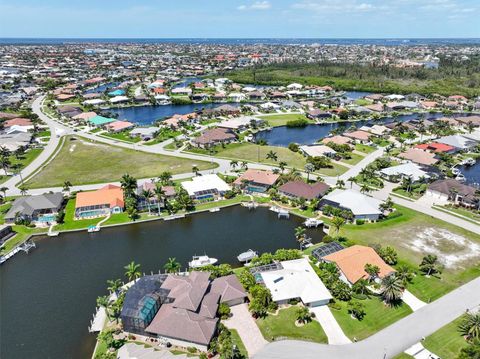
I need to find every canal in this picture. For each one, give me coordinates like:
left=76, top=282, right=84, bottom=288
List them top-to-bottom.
left=0, top=206, right=323, bottom=359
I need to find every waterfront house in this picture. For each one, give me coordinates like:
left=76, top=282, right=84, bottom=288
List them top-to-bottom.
left=83, top=99, right=106, bottom=106
left=307, top=109, right=332, bottom=120
left=72, top=112, right=97, bottom=123
left=88, top=115, right=116, bottom=127
left=217, top=116, right=263, bottom=131
left=105, top=120, right=135, bottom=133
left=129, top=127, right=158, bottom=141
left=191, top=128, right=237, bottom=148
left=343, top=130, right=373, bottom=144
left=322, top=135, right=353, bottom=147
left=436, top=135, right=478, bottom=151
left=414, top=142, right=456, bottom=154
left=398, top=148, right=439, bottom=166
left=379, top=162, right=433, bottom=182
left=233, top=169, right=280, bottom=193
left=181, top=174, right=230, bottom=201
left=426, top=179, right=479, bottom=207
left=278, top=180, right=330, bottom=201
left=136, top=182, right=176, bottom=211
left=74, top=184, right=124, bottom=219
left=320, top=189, right=383, bottom=221
left=5, top=192, right=64, bottom=225
left=0, top=224, right=14, bottom=246
left=323, top=245, right=395, bottom=285
left=250, top=258, right=332, bottom=307
left=121, top=271, right=246, bottom=351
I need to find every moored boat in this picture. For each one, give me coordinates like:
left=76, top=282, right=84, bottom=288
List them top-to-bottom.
left=237, top=249, right=258, bottom=263
left=188, top=255, right=218, bottom=268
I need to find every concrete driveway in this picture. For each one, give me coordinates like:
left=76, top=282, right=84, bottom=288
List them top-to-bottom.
left=223, top=303, right=268, bottom=357
left=310, top=305, right=351, bottom=345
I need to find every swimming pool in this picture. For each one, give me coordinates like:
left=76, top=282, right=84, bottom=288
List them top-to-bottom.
left=77, top=210, right=106, bottom=218
left=37, top=215, right=56, bottom=223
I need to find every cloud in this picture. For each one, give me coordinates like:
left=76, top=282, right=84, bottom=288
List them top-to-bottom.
left=292, top=0, right=376, bottom=13
left=237, top=1, right=271, bottom=11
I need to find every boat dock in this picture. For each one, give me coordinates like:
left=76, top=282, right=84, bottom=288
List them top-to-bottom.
left=164, top=214, right=186, bottom=221
left=304, top=218, right=324, bottom=228
left=0, top=239, right=36, bottom=265
left=88, top=306, right=107, bottom=333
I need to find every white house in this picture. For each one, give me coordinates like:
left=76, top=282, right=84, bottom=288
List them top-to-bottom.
left=287, top=83, right=303, bottom=90
left=436, top=135, right=478, bottom=151
left=299, top=144, right=337, bottom=158
left=380, top=162, right=431, bottom=182
left=181, top=174, right=231, bottom=201
left=320, top=189, right=383, bottom=221
left=254, top=258, right=332, bottom=307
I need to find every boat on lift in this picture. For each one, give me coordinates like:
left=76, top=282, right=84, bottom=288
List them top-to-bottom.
left=464, top=157, right=476, bottom=166
left=451, top=167, right=460, bottom=175
left=456, top=173, right=466, bottom=182
left=304, top=218, right=323, bottom=228
left=87, top=225, right=100, bottom=233
left=237, top=249, right=258, bottom=263
left=189, top=255, right=218, bottom=268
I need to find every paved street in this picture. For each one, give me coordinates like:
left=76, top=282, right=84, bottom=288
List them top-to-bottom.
left=254, top=275, right=480, bottom=359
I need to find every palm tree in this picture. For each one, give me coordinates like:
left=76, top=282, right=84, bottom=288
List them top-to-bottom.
left=266, top=150, right=278, bottom=162
left=0, top=155, right=11, bottom=176
left=230, top=160, right=238, bottom=171
left=241, top=161, right=248, bottom=170
left=279, top=161, right=287, bottom=173
left=304, top=163, right=315, bottom=182
left=192, top=165, right=199, bottom=176
left=158, top=171, right=172, bottom=185
left=120, top=173, right=137, bottom=199
left=348, top=176, right=356, bottom=189
left=402, top=176, right=413, bottom=193
left=336, top=179, right=345, bottom=189
left=63, top=180, right=72, bottom=195
left=360, top=183, right=371, bottom=194
left=19, top=185, right=28, bottom=196
left=153, top=185, right=165, bottom=214
left=0, top=186, right=8, bottom=199
left=142, top=189, right=153, bottom=214
left=330, top=216, right=345, bottom=235
left=294, top=226, right=306, bottom=248
left=419, top=255, right=441, bottom=276
left=164, top=257, right=181, bottom=273
left=124, top=261, right=141, bottom=283
left=364, top=263, right=380, bottom=281
left=396, top=265, right=414, bottom=285
left=380, top=274, right=405, bottom=305
left=352, top=278, right=370, bottom=296
left=107, top=279, right=123, bottom=294
left=296, top=306, right=312, bottom=324
left=458, top=313, right=480, bottom=341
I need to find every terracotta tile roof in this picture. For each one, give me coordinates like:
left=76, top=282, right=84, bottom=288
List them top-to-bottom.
left=4, top=118, right=32, bottom=127
left=344, top=130, right=372, bottom=141
left=321, top=135, right=352, bottom=146
left=415, top=142, right=455, bottom=153
left=398, top=148, right=438, bottom=166
left=234, top=169, right=280, bottom=186
left=75, top=184, right=124, bottom=209
left=324, top=245, right=395, bottom=284
left=210, top=274, right=247, bottom=303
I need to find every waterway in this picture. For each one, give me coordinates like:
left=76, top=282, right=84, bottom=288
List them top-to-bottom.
left=107, top=102, right=244, bottom=125
left=255, top=113, right=473, bottom=147
left=0, top=206, right=323, bottom=359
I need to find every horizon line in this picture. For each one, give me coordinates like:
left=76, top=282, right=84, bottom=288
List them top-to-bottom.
left=1, top=36, right=480, bottom=40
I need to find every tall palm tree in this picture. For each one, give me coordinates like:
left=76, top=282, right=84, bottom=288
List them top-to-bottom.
left=266, top=150, right=278, bottom=162
left=0, top=155, right=11, bottom=176
left=230, top=160, right=238, bottom=171
left=241, top=161, right=248, bottom=170
left=279, top=161, right=287, bottom=173
left=304, top=163, right=315, bottom=182
left=192, top=165, right=199, bottom=176
left=158, top=171, right=172, bottom=185
left=120, top=173, right=137, bottom=199
left=348, top=176, right=356, bottom=189
left=336, top=179, right=345, bottom=189
left=63, top=180, right=72, bottom=195
left=360, top=183, right=371, bottom=194
left=153, top=184, right=165, bottom=214
left=19, top=185, right=28, bottom=196
left=0, top=186, right=8, bottom=199
left=142, top=189, right=153, bottom=214
left=330, top=216, right=345, bottom=235
left=294, top=226, right=306, bottom=248
left=164, top=257, right=181, bottom=273
left=124, top=261, right=141, bottom=283
left=380, top=274, right=405, bottom=305
left=107, top=279, right=123, bottom=294
left=458, top=313, right=480, bottom=341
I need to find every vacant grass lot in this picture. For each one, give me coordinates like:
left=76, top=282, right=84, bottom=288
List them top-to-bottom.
left=257, top=113, right=314, bottom=127
left=100, top=132, right=141, bottom=143
left=26, top=136, right=216, bottom=188
left=0, top=148, right=43, bottom=184
left=341, top=153, right=365, bottom=166
left=339, top=205, right=480, bottom=301
left=330, top=297, right=412, bottom=341
left=257, top=306, right=328, bottom=343
left=423, top=316, right=468, bottom=359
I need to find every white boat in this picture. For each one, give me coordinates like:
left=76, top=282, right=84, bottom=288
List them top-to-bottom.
left=465, top=158, right=476, bottom=166
left=451, top=167, right=460, bottom=175
left=456, top=173, right=466, bottom=182
left=209, top=208, right=220, bottom=213
left=304, top=218, right=323, bottom=228
left=87, top=225, right=100, bottom=233
left=47, top=231, right=59, bottom=237
left=237, top=249, right=258, bottom=263
left=189, top=255, right=218, bottom=268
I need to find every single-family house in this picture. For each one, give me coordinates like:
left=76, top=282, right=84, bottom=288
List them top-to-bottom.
left=88, top=115, right=116, bottom=127
left=105, top=120, right=135, bottom=133
left=129, top=127, right=159, bottom=141
left=192, top=128, right=237, bottom=148
left=344, top=130, right=372, bottom=144
left=436, top=135, right=478, bottom=151
left=414, top=142, right=456, bottom=154
left=300, top=145, right=337, bottom=158
left=398, top=148, right=439, bottom=166
left=380, top=162, right=433, bottom=182
left=233, top=169, right=280, bottom=193
left=181, top=174, right=230, bottom=201
left=426, top=179, right=479, bottom=207
left=278, top=180, right=330, bottom=201
left=75, top=184, right=124, bottom=219
left=320, top=189, right=383, bottom=221
left=5, top=192, right=64, bottom=224
left=323, top=245, right=395, bottom=284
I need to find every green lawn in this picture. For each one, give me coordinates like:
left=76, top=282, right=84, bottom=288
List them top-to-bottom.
left=257, top=114, right=314, bottom=127
left=36, top=130, right=51, bottom=137
left=100, top=132, right=141, bottom=143
left=25, top=136, right=217, bottom=188
left=188, top=143, right=308, bottom=169
left=355, top=144, right=376, bottom=154
left=0, top=148, right=43, bottom=184
left=341, top=153, right=364, bottom=165
left=315, top=163, right=349, bottom=177
left=391, top=188, right=423, bottom=201
left=339, top=205, right=480, bottom=301
left=437, top=205, right=480, bottom=223
left=330, top=297, right=412, bottom=341
left=256, top=306, right=328, bottom=343
left=423, top=316, right=468, bottom=359
left=229, top=329, right=248, bottom=358
left=392, top=354, right=414, bottom=359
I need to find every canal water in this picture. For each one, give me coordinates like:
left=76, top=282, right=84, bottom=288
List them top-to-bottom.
left=255, top=113, right=472, bottom=147
left=458, top=162, right=480, bottom=186
left=0, top=206, right=323, bottom=359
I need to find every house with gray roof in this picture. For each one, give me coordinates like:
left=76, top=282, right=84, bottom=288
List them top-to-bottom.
left=5, top=192, right=64, bottom=224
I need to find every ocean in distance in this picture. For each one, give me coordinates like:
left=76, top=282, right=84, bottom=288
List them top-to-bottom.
left=1, top=38, right=480, bottom=46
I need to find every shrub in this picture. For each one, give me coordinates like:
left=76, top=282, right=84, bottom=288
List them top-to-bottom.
left=286, top=118, right=309, bottom=128
left=288, top=142, right=299, bottom=152
left=355, top=219, right=365, bottom=225
left=348, top=301, right=366, bottom=320
left=218, top=303, right=231, bottom=319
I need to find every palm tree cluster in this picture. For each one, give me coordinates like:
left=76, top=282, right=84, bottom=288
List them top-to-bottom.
left=120, top=173, right=139, bottom=221
left=380, top=274, right=405, bottom=305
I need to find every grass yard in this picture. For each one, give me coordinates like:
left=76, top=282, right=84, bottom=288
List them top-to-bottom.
left=257, top=114, right=314, bottom=127
left=100, top=132, right=141, bottom=143
left=25, top=136, right=217, bottom=188
left=188, top=143, right=308, bottom=169
left=355, top=144, right=376, bottom=154
left=0, top=148, right=43, bottom=184
left=341, top=153, right=365, bottom=165
left=315, top=163, right=349, bottom=177
left=391, top=188, right=423, bottom=201
left=339, top=205, right=480, bottom=301
left=437, top=205, right=480, bottom=223
left=330, top=297, right=412, bottom=341
left=256, top=306, right=328, bottom=343
left=423, top=316, right=468, bottom=359
left=229, top=329, right=248, bottom=358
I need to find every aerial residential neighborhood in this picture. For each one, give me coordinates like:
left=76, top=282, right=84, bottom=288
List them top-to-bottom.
left=1, top=2, right=480, bottom=359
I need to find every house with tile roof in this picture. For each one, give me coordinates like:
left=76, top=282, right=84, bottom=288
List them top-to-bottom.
left=233, top=169, right=280, bottom=193
left=278, top=180, right=330, bottom=201
left=74, top=184, right=124, bottom=219
left=323, top=245, right=395, bottom=285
